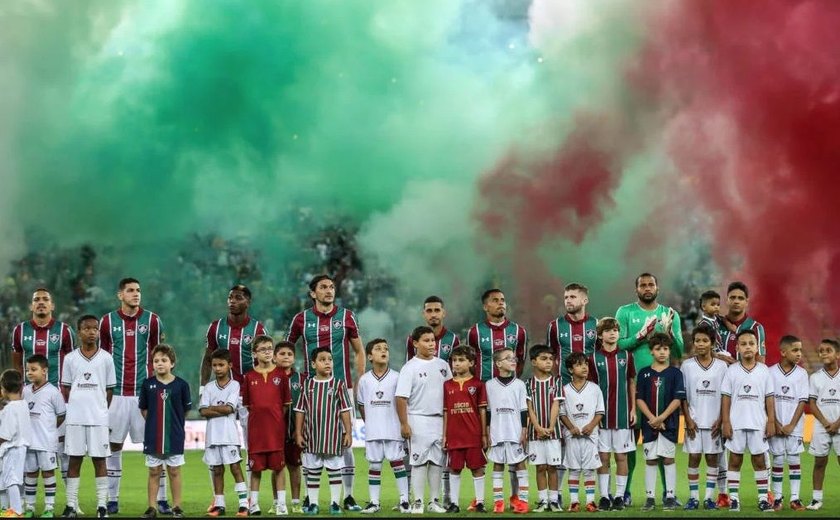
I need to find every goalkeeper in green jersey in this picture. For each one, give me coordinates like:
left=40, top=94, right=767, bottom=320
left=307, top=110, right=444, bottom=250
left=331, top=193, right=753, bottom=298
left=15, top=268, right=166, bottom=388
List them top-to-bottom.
left=614, top=273, right=684, bottom=506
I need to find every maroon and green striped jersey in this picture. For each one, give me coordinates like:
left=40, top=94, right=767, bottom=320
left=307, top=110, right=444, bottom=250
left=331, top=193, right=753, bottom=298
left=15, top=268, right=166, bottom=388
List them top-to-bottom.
left=287, top=306, right=360, bottom=387
left=99, top=308, right=164, bottom=397
left=547, top=314, right=598, bottom=386
left=719, top=315, right=766, bottom=359
left=206, top=316, right=267, bottom=384
left=11, top=319, right=75, bottom=386
left=467, top=319, right=527, bottom=381
left=405, top=327, right=460, bottom=362
left=588, top=348, right=636, bottom=430
left=637, top=366, right=685, bottom=443
left=285, top=370, right=304, bottom=438
left=526, top=375, right=563, bottom=440
left=138, top=376, right=191, bottom=455
left=294, top=377, right=352, bottom=456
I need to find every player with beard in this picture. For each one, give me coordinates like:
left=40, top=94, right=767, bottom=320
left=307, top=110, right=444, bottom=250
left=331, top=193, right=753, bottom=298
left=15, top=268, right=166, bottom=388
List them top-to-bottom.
left=615, top=273, right=683, bottom=506
left=287, top=275, right=365, bottom=511
left=99, top=278, right=168, bottom=515
left=547, top=283, right=598, bottom=386
left=199, top=284, right=267, bottom=512
left=11, top=288, right=75, bottom=385
left=467, top=289, right=527, bottom=510
left=405, top=296, right=460, bottom=362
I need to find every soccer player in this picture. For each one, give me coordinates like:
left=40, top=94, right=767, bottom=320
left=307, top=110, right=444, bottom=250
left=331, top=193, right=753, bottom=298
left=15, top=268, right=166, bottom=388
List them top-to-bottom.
left=615, top=273, right=683, bottom=504
left=287, top=274, right=365, bottom=511
left=99, top=278, right=167, bottom=515
left=719, top=281, right=766, bottom=362
left=547, top=283, right=597, bottom=386
left=199, top=284, right=266, bottom=511
left=10, top=288, right=75, bottom=386
left=405, top=296, right=461, bottom=362
left=60, top=315, right=116, bottom=519
left=588, top=318, right=635, bottom=511
left=680, top=324, right=727, bottom=510
left=396, top=326, right=452, bottom=514
left=721, top=329, right=776, bottom=512
left=636, top=333, right=685, bottom=512
left=768, top=335, right=808, bottom=511
left=242, top=336, right=291, bottom=516
left=805, top=338, right=840, bottom=511
left=357, top=339, right=410, bottom=514
left=274, top=342, right=304, bottom=514
left=138, top=345, right=191, bottom=519
left=443, top=345, right=488, bottom=514
left=526, top=345, right=563, bottom=512
left=295, top=348, right=354, bottom=515
left=485, top=349, right=530, bottom=514
left=200, top=350, right=248, bottom=517
left=560, top=352, right=605, bottom=513
left=22, top=354, right=66, bottom=517
left=0, top=370, right=33, bottom=518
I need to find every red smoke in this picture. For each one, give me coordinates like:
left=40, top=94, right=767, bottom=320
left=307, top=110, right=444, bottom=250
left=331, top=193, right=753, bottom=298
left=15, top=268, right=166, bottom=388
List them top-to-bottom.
left=637, top=0, right=840, bottom=363
left=474, top=114, right=625, bottom=328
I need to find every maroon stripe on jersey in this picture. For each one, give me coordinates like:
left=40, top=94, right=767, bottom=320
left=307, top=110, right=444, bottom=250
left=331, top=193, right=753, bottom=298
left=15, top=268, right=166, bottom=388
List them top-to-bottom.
left=99, top=314, right=112, bottom=352
left=123, top=318, right=137, bottom=396
left=206, top=321, right=220, bottom=351
left=11, top=323, right=22, bottom=353
left=34, top=327, right=48, bottom=357
left=491, top=328, right=505, bottom=378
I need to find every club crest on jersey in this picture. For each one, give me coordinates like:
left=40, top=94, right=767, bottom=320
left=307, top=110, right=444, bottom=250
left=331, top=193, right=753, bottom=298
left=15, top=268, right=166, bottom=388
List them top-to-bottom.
left=333, top=320, right=343, bottom=329
left=138, top=324, right=148, bottom=334
left=586, top=330, right=596, bottom=339
left=49, top=333, right=59, bottom=343
left=243, top=334, right=253, bottom=344
left=506, top=334, right=516, bottom=344
left=441, top=343, right=451, bottom=354
left=618, top=358, right=626, bottom=367
left=440, top=369, right=447, bottom=377
left=84, top=373, right=91, bottom=380
left=272, top=377, right=281, bottom=386
left=654, top=378, right=662, bottom=388
left=702, top=380, right=710, bottom=388
left=292, top=382, right=301, bottom=391
left=743, top=385, right=751, bottom=393
left=468, top=386, right=477, bottom=395
left=782, top=386, right=790, bottom=394
left=831, top=389, right=837, bottom=396
left=160, top=390, right=168, bottom=401
left=376, top=391, right=384, bottom=399
left=28, top=401, right=34, bottom=410
left=576, top=403, right=583, bottom=411
left=412, top=453, right=419, bottom=461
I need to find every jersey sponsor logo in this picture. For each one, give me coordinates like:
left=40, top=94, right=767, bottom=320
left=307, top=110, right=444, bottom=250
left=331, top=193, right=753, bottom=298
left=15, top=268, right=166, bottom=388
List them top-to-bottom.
left=333, top=320, right=343, bottom=329
left=138, top=324, right=148, bottom=334
left=319, top=325, right=330, bottom=333
left=126, top=329, right=135, bottom=337
left=586, top=330, right=596, bottom=339
left=49, top=333, right=59, bottom=343
left=243, top=334, right=253, bottom=344
left=573, top=334, right=583, bottom=342
left=230, top=337, right=240, bottom=346
left=493, top=338, right=504, bottom=347
left=36, top=339, right=47, bottom=347
left=272, top=377, right=282, bottom=386
left=743, top=385, right=751, bottom=392
left=782, top=385, right=790, bottom=394
left=468, top=386, right=477, bottom=395
left=375, top=391, right=384, bottom=399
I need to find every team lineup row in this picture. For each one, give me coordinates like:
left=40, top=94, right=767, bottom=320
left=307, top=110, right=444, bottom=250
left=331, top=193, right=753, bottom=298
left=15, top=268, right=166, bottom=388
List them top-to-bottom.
left=0, top=273, right=809, bottom=517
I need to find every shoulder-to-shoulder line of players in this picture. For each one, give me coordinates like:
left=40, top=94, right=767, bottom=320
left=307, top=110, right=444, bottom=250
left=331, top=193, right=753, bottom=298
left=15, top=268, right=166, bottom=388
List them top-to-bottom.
left=1, top=273, right=839, bottom=517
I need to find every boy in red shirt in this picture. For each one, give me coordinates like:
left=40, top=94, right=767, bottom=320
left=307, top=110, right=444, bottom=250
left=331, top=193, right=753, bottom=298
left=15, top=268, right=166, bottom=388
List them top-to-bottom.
left=242, top=335, right=291, bottom=516
left=443, top=346, right=488, bottom=513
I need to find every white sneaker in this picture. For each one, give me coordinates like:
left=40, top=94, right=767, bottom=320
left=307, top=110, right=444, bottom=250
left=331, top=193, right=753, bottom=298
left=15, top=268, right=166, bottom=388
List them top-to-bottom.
left=410, top=499, right=424, bottom=514
left=427, top=500, right=447, bottom=513
left=806, top=500, right=823, bottom=511
left=399, top=501, right=411, bottom=514
left=360, top=502, right=381, bottom=514
left=275, top=503, right=288, bottom=516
